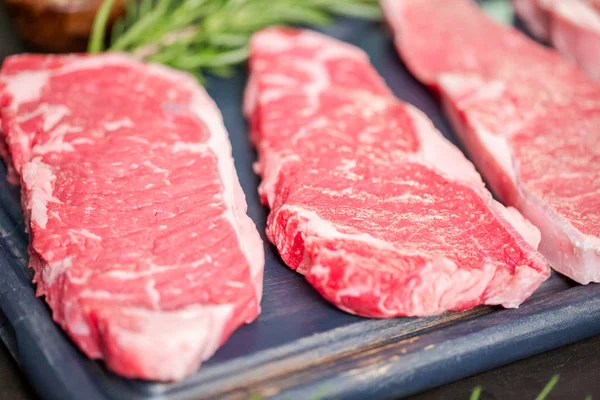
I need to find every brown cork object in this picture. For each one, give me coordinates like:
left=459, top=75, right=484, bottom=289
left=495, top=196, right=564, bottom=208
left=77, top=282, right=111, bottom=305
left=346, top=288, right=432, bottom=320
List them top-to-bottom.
left=4, top=0, right=125, bottom=52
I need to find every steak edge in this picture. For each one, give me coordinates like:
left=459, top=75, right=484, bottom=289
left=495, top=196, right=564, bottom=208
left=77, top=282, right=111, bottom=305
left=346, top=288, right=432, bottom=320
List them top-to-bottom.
left=382, top=0, right=600, bottom=284
left=514, top=0, right=600, bottom=81
left=244, top=27, right=549, bottom=318
left=0, top=53, right=264, bottom=381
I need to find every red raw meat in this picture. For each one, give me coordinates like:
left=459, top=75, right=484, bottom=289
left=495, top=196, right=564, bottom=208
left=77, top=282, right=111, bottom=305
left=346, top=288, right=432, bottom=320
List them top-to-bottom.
left=382, top=0, right=600, bottom=283
left=514, top=0, right=600, bottom=81
left=244, top=27, right=548, bottom=318
left=0, top=53, right=264, bottom=381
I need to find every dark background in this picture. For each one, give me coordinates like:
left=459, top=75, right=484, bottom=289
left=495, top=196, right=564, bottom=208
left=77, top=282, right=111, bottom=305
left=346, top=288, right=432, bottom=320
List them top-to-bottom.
left=1, top=2, right=600, bottom=400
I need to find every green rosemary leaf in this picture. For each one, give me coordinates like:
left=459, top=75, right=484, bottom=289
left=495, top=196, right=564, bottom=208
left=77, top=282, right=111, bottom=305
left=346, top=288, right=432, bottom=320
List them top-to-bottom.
left=88, top=0, right=116, bottom=53
left=90, top=0, right=381, bottom=80
left=125, top=0, right=138, bottom=25
left=138, top=0, right=154, bottom=18
left=323, top=2, right=382, bottom=19
left=268, top=4, right=333, bottom=26
left=111, top=5, right=167, bottom=50
left=110, top=17, right=126, bottom=44
left=207, top=33, right=249, bottom=48
left=172, top=46, right=249, bottom=69
left=207, top=65, right=235, bottom=78
left=535, top=375, right=560, bottom=400
left=470, top=386, right=482, bottom=400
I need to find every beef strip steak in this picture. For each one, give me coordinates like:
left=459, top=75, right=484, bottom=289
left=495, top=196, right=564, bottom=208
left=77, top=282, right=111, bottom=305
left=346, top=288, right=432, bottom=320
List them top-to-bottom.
left=382, top=0, right=600, bottom=283
left=514, top=0, right=600, bottom=81
left=244, top=27, right=548, bottom=318
left=0, top=53, right=264, bottom=381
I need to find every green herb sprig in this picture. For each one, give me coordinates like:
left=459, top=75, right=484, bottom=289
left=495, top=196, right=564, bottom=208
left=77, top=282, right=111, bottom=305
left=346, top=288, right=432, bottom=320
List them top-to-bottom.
left=89, top=0, right=381, bottom=80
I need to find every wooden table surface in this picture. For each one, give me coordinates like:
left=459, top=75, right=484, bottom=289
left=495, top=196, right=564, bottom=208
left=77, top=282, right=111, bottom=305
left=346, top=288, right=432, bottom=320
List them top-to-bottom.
left=2, top=334, right=600, bottom=399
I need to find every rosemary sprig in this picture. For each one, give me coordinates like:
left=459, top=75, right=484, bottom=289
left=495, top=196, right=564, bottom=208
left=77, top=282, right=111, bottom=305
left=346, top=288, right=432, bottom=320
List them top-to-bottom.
left=88, top=0, right=117, bottom=54
left=89, top=0, right=381, bottom=80
left=535, top=374, right=559, bottom=400
left=470, top=386, right=482, bottom=400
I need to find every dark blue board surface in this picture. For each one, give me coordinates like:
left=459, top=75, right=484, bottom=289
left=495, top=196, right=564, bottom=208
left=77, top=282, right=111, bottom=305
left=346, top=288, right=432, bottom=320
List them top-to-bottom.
left=1, top=4, right=599, bottom=400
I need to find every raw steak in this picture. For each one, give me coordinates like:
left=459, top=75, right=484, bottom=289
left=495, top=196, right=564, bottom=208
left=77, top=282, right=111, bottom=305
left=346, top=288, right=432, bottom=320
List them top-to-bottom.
left=382, top=0, right=600, bottom=283
left=514, top=0, right=600, bottom=81
left=244, top=28, right=548, bottom=318
left=0, top=53, right=264, bottom=381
